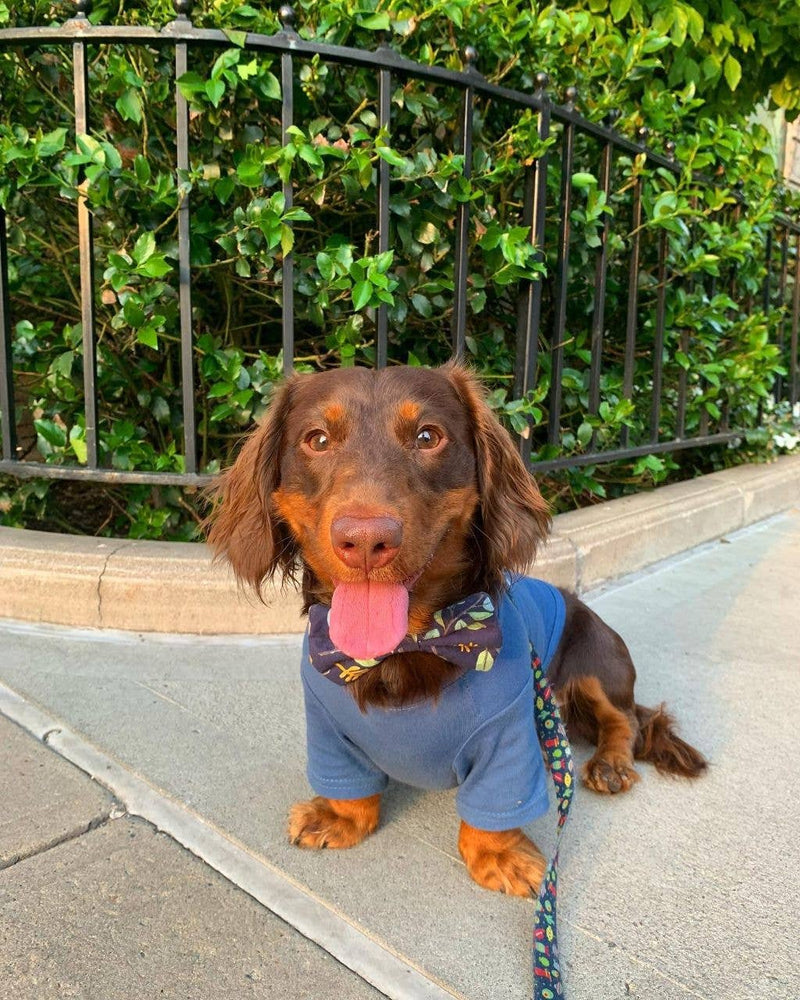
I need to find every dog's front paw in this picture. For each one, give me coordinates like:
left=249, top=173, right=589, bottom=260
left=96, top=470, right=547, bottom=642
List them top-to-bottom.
left=582, top=753, right=640, bottom=794
left=288, top=795, right=380, bottom=850
left=458, top=823, right=546, bottom=897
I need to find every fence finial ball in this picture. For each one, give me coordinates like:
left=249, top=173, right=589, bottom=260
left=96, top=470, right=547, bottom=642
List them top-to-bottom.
left=73, top=0, right=92, bottom=16
left=173, top=0, right=193, bottom=17
left=279, top=4, right=296, bottom=30
left=462, top=45, right=478, bottom=69
left=534, top=71, right=550, bottom=91
left=564, top=85, right=578, bottom=109
left=637, top=125, right=650, bottom=144
left=665, top=139, right=676, bottom=161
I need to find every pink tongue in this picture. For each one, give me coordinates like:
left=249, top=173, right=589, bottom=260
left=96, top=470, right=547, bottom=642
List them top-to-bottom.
left=329, top=582, right=410, bottom=660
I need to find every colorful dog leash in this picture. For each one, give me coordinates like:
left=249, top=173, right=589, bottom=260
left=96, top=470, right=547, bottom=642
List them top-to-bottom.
left=530, top=650, right=574, bottom=998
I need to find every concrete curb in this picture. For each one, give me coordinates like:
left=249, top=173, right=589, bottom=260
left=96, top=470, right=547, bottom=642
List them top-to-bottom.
left=1, top=455, right=798, bottom=634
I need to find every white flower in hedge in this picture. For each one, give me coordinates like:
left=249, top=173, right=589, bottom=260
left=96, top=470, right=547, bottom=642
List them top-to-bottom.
left=793, top=402, right=800, bottom=420
left=773, top=432, right=799, bottom=451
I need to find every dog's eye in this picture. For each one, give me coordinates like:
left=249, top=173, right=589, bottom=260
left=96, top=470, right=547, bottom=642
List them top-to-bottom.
left=415, top=427, right=442, bottom=450
left=305, top=431, right=330, bottom=453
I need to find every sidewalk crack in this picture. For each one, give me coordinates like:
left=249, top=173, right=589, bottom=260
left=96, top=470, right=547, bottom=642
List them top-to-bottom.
left=96, top=541, right=129, bottom=626
left=0, top=812, right=122, bottom=872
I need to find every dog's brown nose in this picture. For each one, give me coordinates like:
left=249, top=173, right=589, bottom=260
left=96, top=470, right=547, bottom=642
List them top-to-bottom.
left=331, top=516, right=403, bottom=572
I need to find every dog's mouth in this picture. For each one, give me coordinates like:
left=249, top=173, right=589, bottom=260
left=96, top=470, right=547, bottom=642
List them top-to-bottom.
left=329, top=547, right=439, bottom=660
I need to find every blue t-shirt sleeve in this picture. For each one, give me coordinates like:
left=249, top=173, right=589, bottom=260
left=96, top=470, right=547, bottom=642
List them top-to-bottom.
left=301, top=672, right=389, bottom=800
left=453, top=674, right=550, bottom=831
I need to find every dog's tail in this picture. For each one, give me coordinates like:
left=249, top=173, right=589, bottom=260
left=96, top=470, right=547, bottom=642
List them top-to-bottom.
left=633, top=703, right=708, bottom=778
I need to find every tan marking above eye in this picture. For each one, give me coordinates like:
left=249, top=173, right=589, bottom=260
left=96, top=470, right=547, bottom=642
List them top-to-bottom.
left=397, top=400, right=421, bottom=423
left=323, top=402, right=346, bottom=425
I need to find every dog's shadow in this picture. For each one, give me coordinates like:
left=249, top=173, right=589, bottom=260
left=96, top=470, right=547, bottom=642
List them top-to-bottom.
left=379, top=781, right=429, bottom=825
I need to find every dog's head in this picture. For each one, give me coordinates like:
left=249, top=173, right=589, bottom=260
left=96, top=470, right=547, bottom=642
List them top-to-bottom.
left=206, top=363, right=550, bottom=642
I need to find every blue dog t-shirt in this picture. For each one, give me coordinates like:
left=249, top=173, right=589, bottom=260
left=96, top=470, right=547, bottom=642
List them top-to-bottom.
left=300, top=577, right=566, bottom=831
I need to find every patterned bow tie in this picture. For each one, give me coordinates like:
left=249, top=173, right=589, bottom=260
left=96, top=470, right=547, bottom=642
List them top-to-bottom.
left=307, top=591, right=502, bottom=685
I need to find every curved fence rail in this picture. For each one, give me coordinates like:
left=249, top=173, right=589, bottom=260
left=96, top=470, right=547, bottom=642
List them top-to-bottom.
left=1, top=0, right=799, bottom=488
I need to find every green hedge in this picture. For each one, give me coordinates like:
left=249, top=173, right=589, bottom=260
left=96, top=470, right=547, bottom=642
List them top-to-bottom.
left=1, top=0, right=799, bottom=538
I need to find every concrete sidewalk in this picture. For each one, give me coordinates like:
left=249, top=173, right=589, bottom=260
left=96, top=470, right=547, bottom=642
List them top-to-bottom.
left=2, top=508, right=799, bottom=999
left=0, top=716, right=383, bottom=999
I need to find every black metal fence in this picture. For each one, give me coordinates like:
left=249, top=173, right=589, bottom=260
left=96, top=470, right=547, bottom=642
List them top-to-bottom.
left=1, top=0, right=799, bottom=488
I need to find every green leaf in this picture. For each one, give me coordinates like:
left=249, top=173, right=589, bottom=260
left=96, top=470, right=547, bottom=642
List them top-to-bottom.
left=610, top=0, right=632, bottom=21
left=686, top=7, right=704, bottom=43
left=359, top=12, right=390, bottom=29
left=224, top=29, right=247, bottom=48
left=211, top=48, right=240, bottom=79
left=724, top=54, right=742, bottom=91
left=237, top=58, right=259, bottom=80
left=177, top=71, right=206, bottom=100
left=257, top=71, right=282, bottom=100
left=205, top=79, right=226, bottom=107
left=116, top=88, right=143, bottom=124
left=37, top=128, right=67, bottom=157
left=100, top=141, right=122, bottom=172
left=376, top=145, right=407, bottom=168
left=133, top=155, right=151, bottom=186
left=236, top=156, right=264, bottom=187
left=571, top=172, right=596, bottom=188
left=215, top=176, right=235, bottom=203
left=653, top=191, right=678, bottom=217
left=132, top=231, right=156, bottom=265
left=138, top=257, right=172, bottom=278
left=352, top=280, right=372, bottom=310
left=411, top=293, right=432, bottom=318
left=122, top=299, right=146, bottom=328
left=137, top=325, right=159, bottom=349
left=52, top=351, right=74, bottom=378
left=208, top=381, right=233, bottom=398
left=151, top=396, right=170, bottom=423
left=34, top=418, right=66, bottom=449
left=577, top=421, right=593, bottom=447
left=69, top=425, right=87, bottom=464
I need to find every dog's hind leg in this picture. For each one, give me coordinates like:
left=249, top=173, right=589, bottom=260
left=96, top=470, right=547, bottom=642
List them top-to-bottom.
left=561, top=675, right=640, bottom=794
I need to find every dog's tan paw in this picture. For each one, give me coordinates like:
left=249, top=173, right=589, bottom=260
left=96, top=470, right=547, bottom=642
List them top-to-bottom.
left=582, top=754, right=640, bottom=794
left=288, top=795, right=379, bottom=850
left=458, top=823, right=546, bottom=897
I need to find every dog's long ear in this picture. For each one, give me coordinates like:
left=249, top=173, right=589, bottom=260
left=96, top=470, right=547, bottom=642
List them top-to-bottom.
left=443, top=362, right=551, bottom=585
left=204, top=378, right=298, bottom=598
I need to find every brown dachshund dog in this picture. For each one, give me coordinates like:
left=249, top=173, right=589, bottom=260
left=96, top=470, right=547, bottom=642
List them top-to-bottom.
left=207, top=362, right=706, bottom=897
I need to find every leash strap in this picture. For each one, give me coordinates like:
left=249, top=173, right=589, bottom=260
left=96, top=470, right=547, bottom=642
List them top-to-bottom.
left=531, top=651, right=574, bottom=999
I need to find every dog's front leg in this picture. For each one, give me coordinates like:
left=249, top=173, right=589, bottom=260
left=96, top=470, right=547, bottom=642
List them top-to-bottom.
left=288, top=794, right=381, bottom=850
left=458, top=822, right=546, bottom=897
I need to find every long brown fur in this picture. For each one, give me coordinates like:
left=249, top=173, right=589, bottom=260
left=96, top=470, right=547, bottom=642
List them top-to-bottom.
left=206, top=362, right=707, bottom=897
left=204, top=378, right=300, bottom=596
